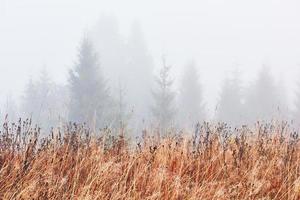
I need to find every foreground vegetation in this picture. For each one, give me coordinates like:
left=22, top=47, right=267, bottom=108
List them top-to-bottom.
left=0, top=119, right=300, bottom=199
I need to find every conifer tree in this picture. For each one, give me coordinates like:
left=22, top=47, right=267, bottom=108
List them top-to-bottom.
left=69, top=37, right=110, bottom=128
left=151, top=57, right=176, bottom=132
left=179, top=61, right=205, bottom=128
left=244, top=65, right=287, bottom=122
left=217, top=70, right=244, bottom=126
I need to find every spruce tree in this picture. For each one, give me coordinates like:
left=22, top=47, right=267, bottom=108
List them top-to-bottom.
left=126, top=21, right=154, bottom=122
left=69, top=37, right=110, bottom=128
left=151, top=57, right=176, bottom=132
left=179, top=61, right=205, bottom=128
left=244, top=65, right=287, bottom=122
left=22, top=69, right=68, bottom=130
left=217, top=70, right=244, bottom=126
left=22, top=77, right=38, bottom=119
left=4, top=94, right=18, bottom=122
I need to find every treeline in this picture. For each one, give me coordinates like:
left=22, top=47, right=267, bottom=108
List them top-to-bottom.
left=1, top=16, right=300, bottom=132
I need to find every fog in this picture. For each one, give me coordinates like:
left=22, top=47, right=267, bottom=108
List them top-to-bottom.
left=1, top=0, right=300, bottom=130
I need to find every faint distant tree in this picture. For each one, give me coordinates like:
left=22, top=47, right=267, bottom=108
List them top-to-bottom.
left=91, top=15, right=126, bottom=82
left=91, top=17, right=154, bottom=129
left=126, top=21, right=154, bottom=117
left=68, top=37, right=111, bottom=128
left=151, top=57, right=176, bottom=132
left=179, top=61, right=206, bottom=128
left=244, top=65, right=287, bottom=122
left=35, top=68, right=51, bottom=125
left=22, top=69, right=69, bottom=130
left=217, top=70, right=244, bottom=126
left=37, top=71, right=69, bottom=129
left=22, top=77, right=38, bottom=119
left=275, top=78, right=290, bottom=120
left=112, top=82, right=132, bottom=130
left=3, top=94, right=18, bottom=122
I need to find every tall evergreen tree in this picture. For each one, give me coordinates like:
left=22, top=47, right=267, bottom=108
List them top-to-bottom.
left=91, top=15, right=125, bottom=83
left=91, top=17, right=154, bottom=129
left=125, top=21, right=154, bottom=121
left=69, top=37, right=110, bottom=128
left=151, top=57, right=176, bottom=131
left=179, top=61, right=205, bottom=128
left=244, top=65, right=287, bottom=122
left=35, top=68, right=51, bottom=125
left=22, top=69, right=68, bottom=130
left=21, top=70, right=50, bottom=127
left=217, top=70, right=244, bottom=126
left=22, top=77, right=38, bottom=119
left=275, top=78, right=289, bottom=120
left=112, top=82, right=132, bottom=130
left=3, top=94, right=18, bottom=122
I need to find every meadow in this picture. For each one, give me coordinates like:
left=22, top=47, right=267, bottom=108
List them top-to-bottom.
left=0, top=119, right=300, bottom=199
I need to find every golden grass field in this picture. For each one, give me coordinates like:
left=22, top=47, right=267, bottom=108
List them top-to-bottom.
left=0, top=120, right=300, bottom=199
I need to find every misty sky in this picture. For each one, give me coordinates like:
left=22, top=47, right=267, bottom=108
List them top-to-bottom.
left=0, top=0, right=300, bottom=112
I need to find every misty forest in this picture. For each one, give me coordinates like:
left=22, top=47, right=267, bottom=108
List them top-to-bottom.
left=1, top=1, right=300, bottom=199
left=1, top=16, right=299, bottom=135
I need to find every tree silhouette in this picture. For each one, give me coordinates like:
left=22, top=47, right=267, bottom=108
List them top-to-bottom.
left=125, top=21, right=154, bottom=123
left=69, top=37, right=111, bottom=128
left=151, top=57, right=176, bottom=132
left=179, top=61, right=206, bottom=128
left=244, top=65, right=287, bottom=122
left=217, top=70, right=244, bottom=126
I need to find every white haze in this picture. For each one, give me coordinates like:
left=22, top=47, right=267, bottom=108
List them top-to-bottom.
left=0, top=0, right=300, bottom=116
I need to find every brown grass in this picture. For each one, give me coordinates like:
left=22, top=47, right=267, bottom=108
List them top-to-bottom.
left=0, top=120, right=300, bottom=199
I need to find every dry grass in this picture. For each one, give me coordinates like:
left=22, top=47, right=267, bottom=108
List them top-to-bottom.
left=0, top=120, right=300, bottom=199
